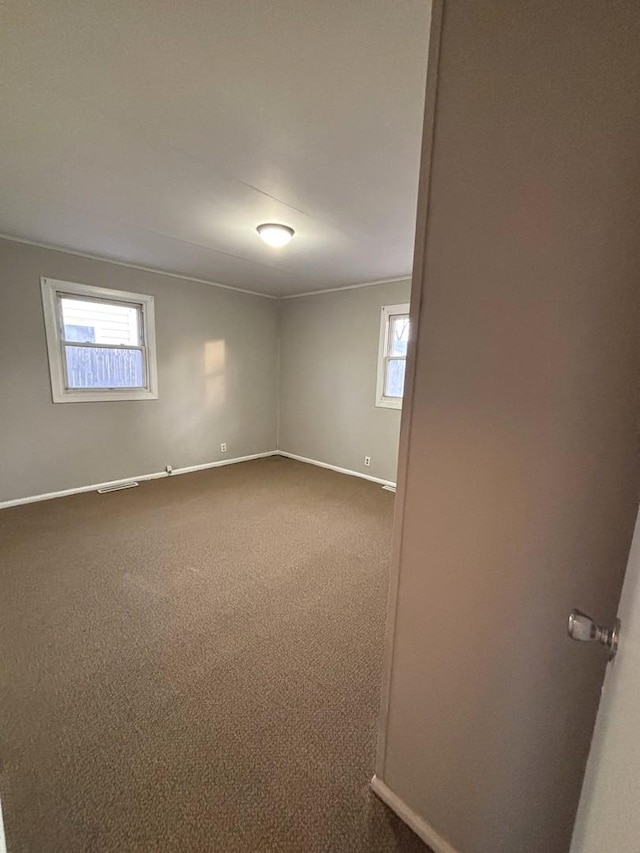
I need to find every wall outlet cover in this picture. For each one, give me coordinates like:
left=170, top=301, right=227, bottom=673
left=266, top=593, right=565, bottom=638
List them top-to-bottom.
left=220, top=443, right=227, bottom=453
left=364, top=456, right=371, bottom=467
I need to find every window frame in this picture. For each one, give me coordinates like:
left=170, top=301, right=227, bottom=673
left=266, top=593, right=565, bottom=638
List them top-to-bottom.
left=41, top=277, right=158, bottom=403
left=375, top=302, right=410, bottom=410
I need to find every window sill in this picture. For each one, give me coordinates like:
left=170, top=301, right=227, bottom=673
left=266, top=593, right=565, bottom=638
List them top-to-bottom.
left=51, top=388, right=159, bottom=403
left=375, top=398, right=403, bottom=410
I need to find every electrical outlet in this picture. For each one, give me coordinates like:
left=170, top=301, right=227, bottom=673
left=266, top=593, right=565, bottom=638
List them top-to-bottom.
left=220, top=443, right=227, bottom=453
left=364, top=456, right=371, bottom=467
left=165, top=465, right=173, bottom=475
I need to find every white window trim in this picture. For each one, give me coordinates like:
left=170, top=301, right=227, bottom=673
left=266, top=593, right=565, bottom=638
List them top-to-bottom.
left=41, top=277, right=158, bottom=403
left=376, top=302, right=410, bottom=410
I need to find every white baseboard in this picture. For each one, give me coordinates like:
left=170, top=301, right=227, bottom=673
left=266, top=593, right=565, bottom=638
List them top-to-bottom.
left=0, top=449, right=393, bottom=510
left=0, top=451, right=278, bottom=510
left=170, top=451, right=277, bottom=477
left=276, top=451, right=396, bottom=488
left=0, top=471, right=167, bottom=509
left=370, top=775, right=459, bottom=853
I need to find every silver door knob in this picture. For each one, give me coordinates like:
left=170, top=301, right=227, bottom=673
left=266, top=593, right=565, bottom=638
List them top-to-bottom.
left=568, top=609, right=620, bottom=661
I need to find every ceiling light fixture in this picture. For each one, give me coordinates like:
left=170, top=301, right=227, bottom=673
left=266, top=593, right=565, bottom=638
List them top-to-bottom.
left=257, top=223, right=295, bottom=248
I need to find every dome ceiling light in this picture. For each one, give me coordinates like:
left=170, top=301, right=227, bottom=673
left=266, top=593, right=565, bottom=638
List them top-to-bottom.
left=256, top=223, right=295, bottom=248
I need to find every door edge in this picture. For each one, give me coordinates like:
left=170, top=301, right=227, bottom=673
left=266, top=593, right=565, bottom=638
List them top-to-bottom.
left=374, top=0, right=446, bottom=779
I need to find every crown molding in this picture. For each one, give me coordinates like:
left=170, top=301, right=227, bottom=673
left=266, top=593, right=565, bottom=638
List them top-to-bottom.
left=0, top=234, right=278, bottom=299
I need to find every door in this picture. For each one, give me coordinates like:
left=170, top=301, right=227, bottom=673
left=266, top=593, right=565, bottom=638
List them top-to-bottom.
left=374, top=2, right=640, bottom=852
left=570, top=510, right=640, bottom=852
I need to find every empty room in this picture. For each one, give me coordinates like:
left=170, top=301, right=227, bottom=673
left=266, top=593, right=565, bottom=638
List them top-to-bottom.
left=0, top=1, right=426, bottom=851
left=2, top=3, right=640, bottom=853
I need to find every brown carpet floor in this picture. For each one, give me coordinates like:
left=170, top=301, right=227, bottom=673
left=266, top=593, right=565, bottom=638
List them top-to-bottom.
left=0, top=456, right=427, bottom=853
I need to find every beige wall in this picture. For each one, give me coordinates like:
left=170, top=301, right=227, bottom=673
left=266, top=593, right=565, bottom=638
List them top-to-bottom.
left=0, top=239, right=278, bottom=503
left=0, top=239, right=409, bottom=503
left=278, top=280, right=411, bottom=484
left=571, top=509, right=640, bottom=853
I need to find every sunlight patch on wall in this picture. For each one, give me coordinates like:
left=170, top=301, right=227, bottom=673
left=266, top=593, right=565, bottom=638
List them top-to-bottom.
left=204, top=340, right=226, bottom=406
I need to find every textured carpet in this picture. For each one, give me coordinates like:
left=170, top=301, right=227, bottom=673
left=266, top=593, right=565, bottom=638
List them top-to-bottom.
left=0, top=456, right=427, bottom=853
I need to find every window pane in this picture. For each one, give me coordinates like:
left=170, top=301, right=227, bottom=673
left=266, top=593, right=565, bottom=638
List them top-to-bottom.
left=60, top=297, right=141, bottom=345
left=389, top=315, right=410, bottom=357
left=64, top=346, right=145, bottom=389
left=385, top=358, right=406, bottom=398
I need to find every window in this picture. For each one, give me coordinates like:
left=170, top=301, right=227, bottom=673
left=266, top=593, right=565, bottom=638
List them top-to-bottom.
left=41, top=277, right=158, bottom=403
left=376, top=303, right=410, bottom=409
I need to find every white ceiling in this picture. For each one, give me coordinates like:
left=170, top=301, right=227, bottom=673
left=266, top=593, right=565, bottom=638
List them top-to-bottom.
left=0, top=1, right=430, bottom=296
